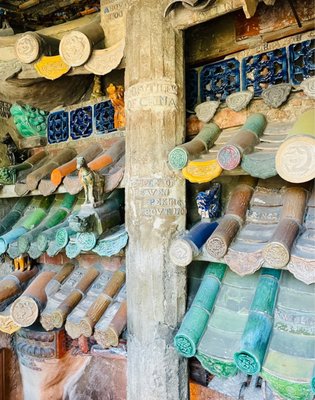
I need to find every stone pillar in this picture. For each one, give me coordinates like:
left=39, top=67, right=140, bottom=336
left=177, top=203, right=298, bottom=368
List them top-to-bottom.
left=125, top=1, right=188, bottom=399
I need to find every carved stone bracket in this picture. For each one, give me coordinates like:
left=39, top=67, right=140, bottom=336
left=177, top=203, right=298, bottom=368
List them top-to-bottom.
left=300, top=77, right=315, bottom=100
left=261, top=84, right=292, bottom=108
left=226, top=91, right=253, bottom=112
left=195, top=101, right=220, bottom=123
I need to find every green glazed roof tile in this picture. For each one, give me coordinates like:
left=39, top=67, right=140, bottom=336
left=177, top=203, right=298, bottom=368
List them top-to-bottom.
left=177, top=266, right=315, bottom=400
left=263, top=350, right=314, bottom=383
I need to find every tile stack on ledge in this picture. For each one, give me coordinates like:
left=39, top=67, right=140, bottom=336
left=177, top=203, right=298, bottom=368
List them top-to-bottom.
left=0, top=260, right=127, bottom=353
left=176, top=262, right=315, bottom=400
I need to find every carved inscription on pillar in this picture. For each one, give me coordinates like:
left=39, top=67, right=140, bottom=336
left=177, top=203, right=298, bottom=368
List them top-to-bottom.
left=101, top=0, right=134, bottom=47
left=103, top=0, right=134, bottom=20
left=125, top=80, right=178, bottom=112
left=129, top=178, right=186, bottom=222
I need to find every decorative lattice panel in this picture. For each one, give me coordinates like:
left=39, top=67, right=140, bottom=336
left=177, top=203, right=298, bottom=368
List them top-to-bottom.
left=288, top=39, right=315, bottom=84
left=241, top=48, right=288, bottom=95
left=200, top=58, right=240, bottom=102
left=94, top=101, right=115, bottom=134
left=69, top=106, right=93, bottom=140
left=47, top=110, right=69, bottom=144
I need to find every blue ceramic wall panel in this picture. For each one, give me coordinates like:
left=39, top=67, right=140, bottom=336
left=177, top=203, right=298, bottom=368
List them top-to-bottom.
left=289, top=39, right=315, bottom=85
left=241, top=48, right=288, bottom=95
left=200, top=58, right=240, bottom=102
left=186, top=68, right=199, bottom=112
left=93, top=101, right=115, bottom=134
left=70, top=106, right=93, bottom=140
left=47, top=110, right=69, bottom=144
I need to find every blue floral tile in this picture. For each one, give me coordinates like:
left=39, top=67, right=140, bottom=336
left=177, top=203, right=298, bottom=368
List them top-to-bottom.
left=289, top=39, right=315, bottom=85
left=241, top=48, right=288, bottom=96
left=200, top=58, right=240, bottom=102
left=186, top=68, right=198, bottom=112
left=93, top=101, right=115, bottom=134
left=70, top=106, right=93, bottom=140
left=47, top=110, right=69, bottom=144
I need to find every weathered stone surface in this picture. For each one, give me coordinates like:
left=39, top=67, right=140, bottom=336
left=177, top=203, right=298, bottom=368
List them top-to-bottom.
left=125, top=2, right=187, bottom=399
left=0, top=60, right=22, bottom=81
left=0, top=75, right=93, bottom=112
left=261, top=84, right=292, bottom=108
left=226, top=91, right=253, bottom=112
left=195, top=101, right=220, bottom=123
left=64, top=353, right=127, bottom=400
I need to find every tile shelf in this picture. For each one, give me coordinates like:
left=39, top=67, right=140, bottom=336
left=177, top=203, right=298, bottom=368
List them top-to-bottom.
left=0, top=179, right=125, bottom=199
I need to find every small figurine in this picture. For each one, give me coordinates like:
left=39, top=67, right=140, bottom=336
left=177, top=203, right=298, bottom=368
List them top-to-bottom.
left=0, top=9, right=14, bottom=36
left=90, top=75, right=104, bottom=100
left=106, top=83, right=125, bottom=129
left=77, top=156, right=105, bottom=207
left=196, top=182, right=222, bottom=219
left=14, top=254, right=32, bottom=271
